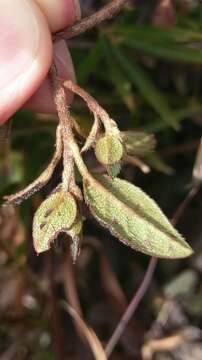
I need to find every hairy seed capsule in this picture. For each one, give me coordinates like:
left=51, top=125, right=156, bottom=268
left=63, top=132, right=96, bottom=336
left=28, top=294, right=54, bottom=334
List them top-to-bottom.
left=95, top=135, right=123, bottom=165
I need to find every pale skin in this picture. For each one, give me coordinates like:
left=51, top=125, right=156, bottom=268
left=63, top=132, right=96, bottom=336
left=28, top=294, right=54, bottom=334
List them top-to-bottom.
left=0, top=0, right=81, bottom=125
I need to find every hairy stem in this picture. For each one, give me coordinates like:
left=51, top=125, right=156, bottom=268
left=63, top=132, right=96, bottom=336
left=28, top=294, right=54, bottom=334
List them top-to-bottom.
left=54, top=0, right=130, bottom=42
left=52, top=76, right=91, bottom=181
left=63, top=80, right=120, bottom=136
left=68, top=138, right=91, bottom=179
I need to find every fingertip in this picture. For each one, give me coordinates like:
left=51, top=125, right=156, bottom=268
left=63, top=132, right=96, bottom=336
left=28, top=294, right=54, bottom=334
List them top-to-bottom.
left=0, top=0, right=52, bottom=125
left=35, top=0, right=81, bottom=32
left=25, top=41, right=75, bottom=113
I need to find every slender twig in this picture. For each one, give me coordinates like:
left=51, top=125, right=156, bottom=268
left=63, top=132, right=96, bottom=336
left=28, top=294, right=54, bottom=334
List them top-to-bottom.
left=54, top=0, right=130, bottom=42
left=52, top=76, right=91, bottom=180
left=63, top=80, right=120, bottom=136
left=4, top=125, right=63, bottom=205
left=124, top=154, right=150, bottom=173
left=105, top=184, right=200, bottom=358
left=170, top=185, right=200, bottom=226
left=63, top=249, right=83, bottom=317
left=63, top=249, right=85, bottom=341
left=47, top=253, right=65, bottom=360
left=105, top=257, right=157, bottom=358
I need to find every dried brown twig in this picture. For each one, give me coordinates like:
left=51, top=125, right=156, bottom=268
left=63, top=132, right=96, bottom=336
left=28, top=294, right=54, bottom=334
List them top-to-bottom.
left=54, top=0, right=130, bottom=41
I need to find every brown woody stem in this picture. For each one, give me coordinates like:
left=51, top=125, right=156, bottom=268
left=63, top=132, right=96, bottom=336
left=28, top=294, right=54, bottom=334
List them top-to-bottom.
left=54, top=0, right=130, bottom=42
left=52, top=75, right=91, bottom=181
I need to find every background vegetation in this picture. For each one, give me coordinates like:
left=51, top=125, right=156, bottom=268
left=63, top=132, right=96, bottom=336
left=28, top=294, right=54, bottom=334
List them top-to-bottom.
left=0, top=0, right=202, bottom=358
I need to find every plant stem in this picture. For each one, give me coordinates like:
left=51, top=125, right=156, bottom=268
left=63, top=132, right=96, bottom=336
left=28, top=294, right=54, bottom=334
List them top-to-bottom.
left=54, top=0, right=130, bottom=42
left=53, top=76, right=91, bottom=181
left=54, top=80, right=75, bottom=190
left=63, top=80, right=120, bottom=136
left=4, top=125, right=63, bottom=205
left=68, top=138, right=91, bottom=179
left=62, top=148, right=74, bottom=191
left=124, top=154, right=151, bottom=173
left=171, top=185, right=200, bottom=226
left=63, top=249, right=85, bottom=340
left=47, top=253, right=65, bottom=360
left=105, top=256, right=157, bottom=358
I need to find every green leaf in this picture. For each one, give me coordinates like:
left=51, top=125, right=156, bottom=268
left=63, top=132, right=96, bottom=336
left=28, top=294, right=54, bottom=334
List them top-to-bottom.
left=110, top=25, right=202, bottom=64
left=110, top=25, right=202, bottom=45
left=101, top=37, right=136, bottom=111
left=125, top=38, right=202, bottom=64
left=77, top=40, right=103, bottom=84
left=111, top=45, right=178, bottom=129
left=84, top=175, right=193, bottom=259
left=33, top=190, right=77, bottom=254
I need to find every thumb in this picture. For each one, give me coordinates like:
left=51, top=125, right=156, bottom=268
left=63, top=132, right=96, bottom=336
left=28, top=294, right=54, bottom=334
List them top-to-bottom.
left=0, top=0, right=52, bottom=125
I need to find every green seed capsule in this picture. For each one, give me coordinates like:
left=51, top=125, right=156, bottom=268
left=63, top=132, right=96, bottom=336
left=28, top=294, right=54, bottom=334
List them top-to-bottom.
left=95, top=135, right=123, bottom=165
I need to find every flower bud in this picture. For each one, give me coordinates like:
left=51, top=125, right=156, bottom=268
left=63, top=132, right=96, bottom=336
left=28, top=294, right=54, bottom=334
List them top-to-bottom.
left=121, top=131, right=156, bottom=157
left=95, top=135, right=123, bottom=165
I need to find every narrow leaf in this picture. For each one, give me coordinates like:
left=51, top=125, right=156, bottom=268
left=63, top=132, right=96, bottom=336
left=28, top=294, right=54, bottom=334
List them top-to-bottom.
left=110, top=25, right=202, bottom=64
left=110, top=25, right=202, bottom=45
left=101, top=37, right=136, bottom=111
left=125, top=38, right=202, bottom=65
left=77, top=40, right=103, bottom=84
left=112, top=46, right=178, bottom=128
left=147, top=152, right=174, bottom=175
left=84, top=175, right=193, bottom=259
left=33, top=190, right=77, bottom=253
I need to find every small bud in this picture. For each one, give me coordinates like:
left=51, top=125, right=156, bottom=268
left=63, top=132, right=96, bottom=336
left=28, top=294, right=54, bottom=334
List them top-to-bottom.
left=121, top=131, right=156, bottom=157
left=95, top=135, right=123, bottom=165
